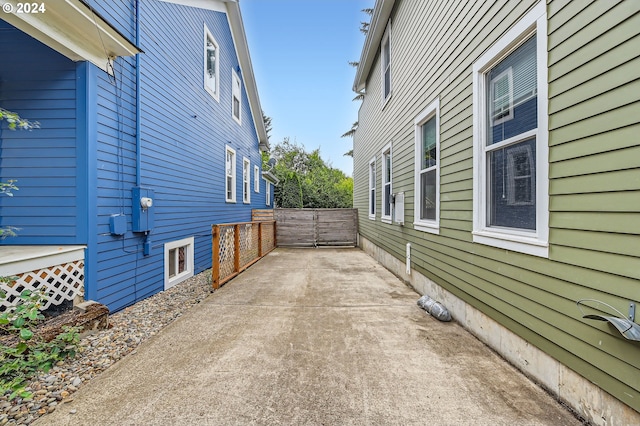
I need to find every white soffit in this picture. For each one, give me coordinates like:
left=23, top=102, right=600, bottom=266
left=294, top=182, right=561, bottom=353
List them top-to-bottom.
left=0, top=0, right=140, bottom=73
left=158, top=0, right=229, bottom=13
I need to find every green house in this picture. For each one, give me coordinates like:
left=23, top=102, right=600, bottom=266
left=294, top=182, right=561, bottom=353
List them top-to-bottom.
left=351, top=1, right=640, bottom=423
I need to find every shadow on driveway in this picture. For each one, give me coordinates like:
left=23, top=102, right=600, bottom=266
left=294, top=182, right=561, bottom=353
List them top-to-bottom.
left=37, top=248, right=581, bottom=425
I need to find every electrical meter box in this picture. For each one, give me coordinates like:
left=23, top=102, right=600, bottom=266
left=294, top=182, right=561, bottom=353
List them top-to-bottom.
left=132, top=187, right=154, bottom=232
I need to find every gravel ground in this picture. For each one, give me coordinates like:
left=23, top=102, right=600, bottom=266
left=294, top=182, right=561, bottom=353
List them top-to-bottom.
left=0, top=270, right=214, bottom=425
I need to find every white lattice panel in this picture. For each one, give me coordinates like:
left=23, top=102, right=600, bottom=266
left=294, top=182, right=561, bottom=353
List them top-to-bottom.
left=1, top=260, right=84, bottom=311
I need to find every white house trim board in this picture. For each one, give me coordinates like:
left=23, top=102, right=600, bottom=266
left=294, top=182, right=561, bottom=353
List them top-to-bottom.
left=1, top=0, right=140, bottom=74
left=471, top=1, right=548, bottom=257
left=0, top=246, right=86, bottom=276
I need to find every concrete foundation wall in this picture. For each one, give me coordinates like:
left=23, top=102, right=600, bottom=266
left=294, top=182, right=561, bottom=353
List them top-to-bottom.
left=359, top=234, right=640, bottom=426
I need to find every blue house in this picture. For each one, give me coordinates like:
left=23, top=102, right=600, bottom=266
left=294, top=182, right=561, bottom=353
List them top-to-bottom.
left=0, top=0, right=274, bottom=313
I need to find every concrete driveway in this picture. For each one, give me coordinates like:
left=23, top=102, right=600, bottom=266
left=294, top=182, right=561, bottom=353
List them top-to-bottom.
left=37, top=248, right=581, bottom=425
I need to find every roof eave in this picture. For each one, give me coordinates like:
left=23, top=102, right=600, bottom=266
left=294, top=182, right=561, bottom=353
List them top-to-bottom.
left=1, top=0, right=141, bottom=74
left=353, top=0, right=396, bottom=93
left=226, top=1, right=270, bottom=152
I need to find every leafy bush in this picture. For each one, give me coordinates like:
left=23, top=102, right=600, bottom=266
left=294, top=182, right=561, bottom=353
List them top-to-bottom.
left=0, top=290, right=80, bottom=400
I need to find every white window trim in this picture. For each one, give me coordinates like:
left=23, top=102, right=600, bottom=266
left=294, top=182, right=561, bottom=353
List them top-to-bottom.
left=472, top=1, right=548, bottom=257
left=381, top=20, right=392, bottom=106
left=203, top=25, right=219, bottom=101
left=232, top=68, right=242, bottom=125
left=413, top=98, right=440, bottom=234
left=381, top=143, right=392, bottom=224
left=225, top=145, right=236, bottom=203
left=242, top=157, right=251, bottom=204
left=368, top=157, right=376, bottom=220
left=254, top=165, right=260, bottom=193
left=265, top=179, right=271, bottom=206
left=164, top=236, right=194, bottom=290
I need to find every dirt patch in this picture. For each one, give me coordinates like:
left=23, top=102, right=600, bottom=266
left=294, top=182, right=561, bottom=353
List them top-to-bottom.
left=0, top=302, right=109, bottom=347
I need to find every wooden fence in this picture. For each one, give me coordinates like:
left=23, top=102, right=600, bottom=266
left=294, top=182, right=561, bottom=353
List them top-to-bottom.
left=275, top=208, right=358, bottom=247
left=211, top=220, right=276, bottom=289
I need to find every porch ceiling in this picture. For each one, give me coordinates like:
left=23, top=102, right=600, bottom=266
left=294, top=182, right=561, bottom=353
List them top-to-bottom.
left=0, top=0, right=141, bottom=74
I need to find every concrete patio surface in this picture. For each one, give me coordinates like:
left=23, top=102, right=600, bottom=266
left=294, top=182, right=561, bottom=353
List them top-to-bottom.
left=37, top=248, right=582, bottom=425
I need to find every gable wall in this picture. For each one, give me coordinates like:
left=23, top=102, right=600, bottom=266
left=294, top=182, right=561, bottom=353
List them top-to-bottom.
left=354, top=0, right=640, bottom=415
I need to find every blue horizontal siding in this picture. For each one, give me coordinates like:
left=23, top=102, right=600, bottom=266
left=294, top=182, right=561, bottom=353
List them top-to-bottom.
left=86, top=2, right=264, bottom=310
left=1, top=3, right=267, bottom=312
left=0, top=21, right=83, bottom=245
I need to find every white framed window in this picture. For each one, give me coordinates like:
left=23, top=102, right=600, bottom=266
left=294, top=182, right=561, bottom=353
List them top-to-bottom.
left=472, top=1, right=548, bottom=257
left=381, top=21, right=392, bottom=103
left=204, top=25, right=219, bottom=101
left=232, top=69, right=242, bottom=124
left=413, top=98, right=440, bottom=234
left=381, top=144, right=392, bottom=223
left=225, top=145, right=236, bottom=203
left=243, top=157, right=251, bottom=204
left=368, top=157, right=376, bottom=220
left=254, top=165, right=260, bottom=193
left=265, top=180, right=271, bottom=206
left=164, top=237, right=194, bottom=290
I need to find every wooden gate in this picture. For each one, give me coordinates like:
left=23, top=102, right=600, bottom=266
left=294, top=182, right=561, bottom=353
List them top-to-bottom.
left=275, top=208, right=358, bottom=247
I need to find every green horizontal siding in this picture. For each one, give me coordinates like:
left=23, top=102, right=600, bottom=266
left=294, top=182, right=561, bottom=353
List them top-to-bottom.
left=354, top=0, right=640, bottom=414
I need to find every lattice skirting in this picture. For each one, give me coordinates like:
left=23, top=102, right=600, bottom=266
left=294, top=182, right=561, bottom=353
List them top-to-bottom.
left=1, top=260, right=85, bottom=311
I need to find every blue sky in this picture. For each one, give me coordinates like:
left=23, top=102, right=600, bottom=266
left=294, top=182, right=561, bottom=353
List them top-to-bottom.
left=240, top=0, right=373, bottom=176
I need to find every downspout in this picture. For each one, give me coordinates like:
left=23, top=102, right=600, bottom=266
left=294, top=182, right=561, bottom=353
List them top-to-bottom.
left=134, top=0, right=151, bottom=257
left=135, top=0, right=141, bottom=188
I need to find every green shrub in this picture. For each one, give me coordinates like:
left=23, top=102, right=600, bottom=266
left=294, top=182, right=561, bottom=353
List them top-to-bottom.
left=0, top=290, right=80, bottom=400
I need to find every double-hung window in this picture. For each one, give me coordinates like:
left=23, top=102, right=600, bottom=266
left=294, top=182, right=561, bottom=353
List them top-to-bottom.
left=472, top=2, right=548, bottom=257
left=381, top=21, right=392, bottom=103
left=204, top=26, right=219, bottom=100
left=232, top=69, right=242, bottom=124
left=414, top=99, right=440, bottom=234
left=381, top=144, right=392, bottom=223
left=225, top=146, right=236, bottom=203
left=243, top=157, right=251, bottom=203
left=368, top=157, right=376, bottom=220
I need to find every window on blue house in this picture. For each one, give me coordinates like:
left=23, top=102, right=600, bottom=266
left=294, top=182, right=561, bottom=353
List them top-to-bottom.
left=472, top=2, right=548, bottom=257
left=204, top=26, right=219, bottom=101
left=232, top=69, right=242, bottom=124
left=226, top=146, right=236, bottom=203
left=243, top=157, right=251, bottom=204
left=254, top=165, right=259, bottom=193
left=265, top=180, right=271, bottom=206
left=164, top=237, right=194, bottom=290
